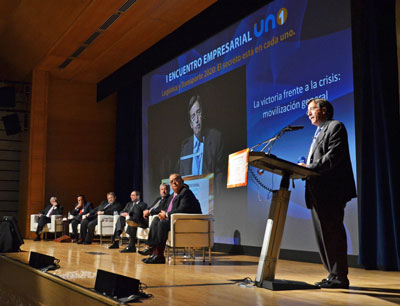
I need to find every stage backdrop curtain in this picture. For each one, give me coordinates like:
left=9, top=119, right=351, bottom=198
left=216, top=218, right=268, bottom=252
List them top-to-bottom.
left=354, top=0, right=400, bottom=270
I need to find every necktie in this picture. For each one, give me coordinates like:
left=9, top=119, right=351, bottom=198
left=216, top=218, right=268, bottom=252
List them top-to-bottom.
left=307, top=127, right=322, bottom=165
left=193, top=140, right=201, bottom=175
left=167, top=194, right=177, bottom=213
left=150, top=199, right=162, bottom=212
left=130, top=201, right=137, bottom=213
left=47, top=207, right=54, bottom=218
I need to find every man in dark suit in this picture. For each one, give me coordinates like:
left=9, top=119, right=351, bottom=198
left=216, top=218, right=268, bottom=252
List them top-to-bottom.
left=178, top=95, right=224, bottom=193
left=298, top=98, right=356, bottom=289
left=143, top=173, right=202, bottom=264
left=138, top=183, right=171, bottom=256
left=108, top=190, right=147, bottom=253
left=78, top=192, right=121, bottom=245
left=69, top=194, right=93, bottom=242
left=34, top=196, right=63, bottom=241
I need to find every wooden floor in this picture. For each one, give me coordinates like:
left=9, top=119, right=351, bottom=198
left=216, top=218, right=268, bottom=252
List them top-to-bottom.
left=3, top=239, right=400, bottom=306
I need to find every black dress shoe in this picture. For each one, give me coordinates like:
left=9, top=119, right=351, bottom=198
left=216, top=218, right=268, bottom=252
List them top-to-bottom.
left=34, top=236, right=41, bottom=241
left=77, top=240, right=84, bottom=244
left=83, top=241, right=92, bottom=245
left=108, top=241, right=119, bottom=249
left=120, top=246, right=136, bottom=253
left=138, top=247, right=153, bottom=256
left=142, top=254, right=155, bottom=262
left=144, top=255, right=165, bottom=264
left=314, top=273, right=337, bottom=286
left=317, top=278, right=349, bottom=289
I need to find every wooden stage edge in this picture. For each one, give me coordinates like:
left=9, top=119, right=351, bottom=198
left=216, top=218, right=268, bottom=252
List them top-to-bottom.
left=1, top=240, right=400, bottom=306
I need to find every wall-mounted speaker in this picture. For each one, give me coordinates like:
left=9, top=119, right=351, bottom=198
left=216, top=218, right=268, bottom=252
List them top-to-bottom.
left=0, top=86, right=16, bottom=107
left=2, top=113, right=21, bottom=135
left=94, top=269, right=140, bottom=299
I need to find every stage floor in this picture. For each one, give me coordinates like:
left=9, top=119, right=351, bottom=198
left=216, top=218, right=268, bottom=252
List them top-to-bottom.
left=3, top=239, right=400, bottom=305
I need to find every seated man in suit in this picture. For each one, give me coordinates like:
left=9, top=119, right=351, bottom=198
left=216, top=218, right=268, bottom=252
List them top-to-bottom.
left=142, top=173, right=202, bottom=264
left=138, top=183, right=171, bottom=255
left=108, top=190, right=147, bottom=253
left=78, top=192, right=121, bottom=245
left=69, top=194, right=93, bottom=242
left=34, top=196, right=63, bottom=241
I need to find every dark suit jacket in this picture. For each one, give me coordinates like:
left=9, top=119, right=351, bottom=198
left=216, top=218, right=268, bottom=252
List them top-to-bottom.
left=305, top=120, right=357, bottom=209
left=178, top=128, right=224, bottom=191
left=166, top=185, right=202, bottom=217
left=149, top=196, right=170, bottom=215
left=86, top=201, right=122, bottom=221
left=122, top=201, right=147, bottom=215
left=70, top=202, right=93, bottom=221
left=40, top=204, right=63, bottom=216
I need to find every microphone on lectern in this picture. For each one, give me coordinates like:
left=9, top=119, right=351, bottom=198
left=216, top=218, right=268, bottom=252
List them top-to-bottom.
left=283, top=125, right=304, bottom=131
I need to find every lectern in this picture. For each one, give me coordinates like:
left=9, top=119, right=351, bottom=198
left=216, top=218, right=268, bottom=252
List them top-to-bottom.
left=249, top=152, right=319, bottom=290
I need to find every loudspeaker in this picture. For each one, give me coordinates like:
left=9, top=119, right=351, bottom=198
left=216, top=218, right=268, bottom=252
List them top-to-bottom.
left=0, top=86, right=16, bottom=107
left=2, top=113, right=22, bottom=135
left=0, top=216, right=24, bottom=253
left=29, top=251, right=59, bottom=270
left=94, top=269, right=140, bottom=298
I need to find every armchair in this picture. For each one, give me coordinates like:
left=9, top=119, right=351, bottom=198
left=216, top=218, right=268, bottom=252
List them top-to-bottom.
left=30, top=214, right=63, bottom=239
left=68, top=214, right=118, bottom=244
left=96, top=214, right=119, bottom=244
left=166, top=214, right=214, bottom=265
left=136, top=215, right=155, bottom=250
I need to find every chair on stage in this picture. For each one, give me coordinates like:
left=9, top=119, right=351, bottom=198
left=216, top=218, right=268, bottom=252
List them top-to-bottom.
left=166, top=213, right=214, bottom=265
left=30, top=214, right=63, bottom=239
left=68, top=214, right=118, bottom=244
left=96, top=214, right=118, bottom=244
left=135, top=215, right=155, bottom=250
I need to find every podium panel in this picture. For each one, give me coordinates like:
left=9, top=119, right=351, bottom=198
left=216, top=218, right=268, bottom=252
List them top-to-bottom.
left=247, top=152, right=319, bottom=290
left=255, top=189, right=291, bottom=284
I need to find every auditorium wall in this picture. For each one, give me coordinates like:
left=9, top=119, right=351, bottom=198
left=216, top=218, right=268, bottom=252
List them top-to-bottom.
left=19, top=74, right=116, bottom=237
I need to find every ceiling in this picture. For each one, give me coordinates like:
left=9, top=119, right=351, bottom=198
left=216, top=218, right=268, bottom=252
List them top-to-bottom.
left=0, top=0, right=216, bottom=84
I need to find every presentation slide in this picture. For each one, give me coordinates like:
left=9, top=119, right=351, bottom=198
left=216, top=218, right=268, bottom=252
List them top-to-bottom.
left=142, top=0, right=358, bottom=254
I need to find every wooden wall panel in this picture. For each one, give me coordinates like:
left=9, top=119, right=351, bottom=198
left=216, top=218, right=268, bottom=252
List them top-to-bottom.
left=21, top=69, right=49, bottom=237
left=19, top=75, right=116, bottom=238
left=45, top=78, right=116, bottom=215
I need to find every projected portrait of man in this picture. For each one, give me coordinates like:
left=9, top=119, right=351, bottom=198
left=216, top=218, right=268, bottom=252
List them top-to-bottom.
left=178, top=95, right=224, bottom=192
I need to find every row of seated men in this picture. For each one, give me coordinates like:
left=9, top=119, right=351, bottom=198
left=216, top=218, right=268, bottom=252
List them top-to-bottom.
left=33, top=173, right=202, bottom=264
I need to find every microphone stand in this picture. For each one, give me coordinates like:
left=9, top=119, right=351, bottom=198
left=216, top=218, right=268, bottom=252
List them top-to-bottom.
left=250, top=127, right=290, bottom=155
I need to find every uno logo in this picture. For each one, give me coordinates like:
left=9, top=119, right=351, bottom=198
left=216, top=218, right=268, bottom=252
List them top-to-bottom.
left=254, top=7, right=287, bottom=37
